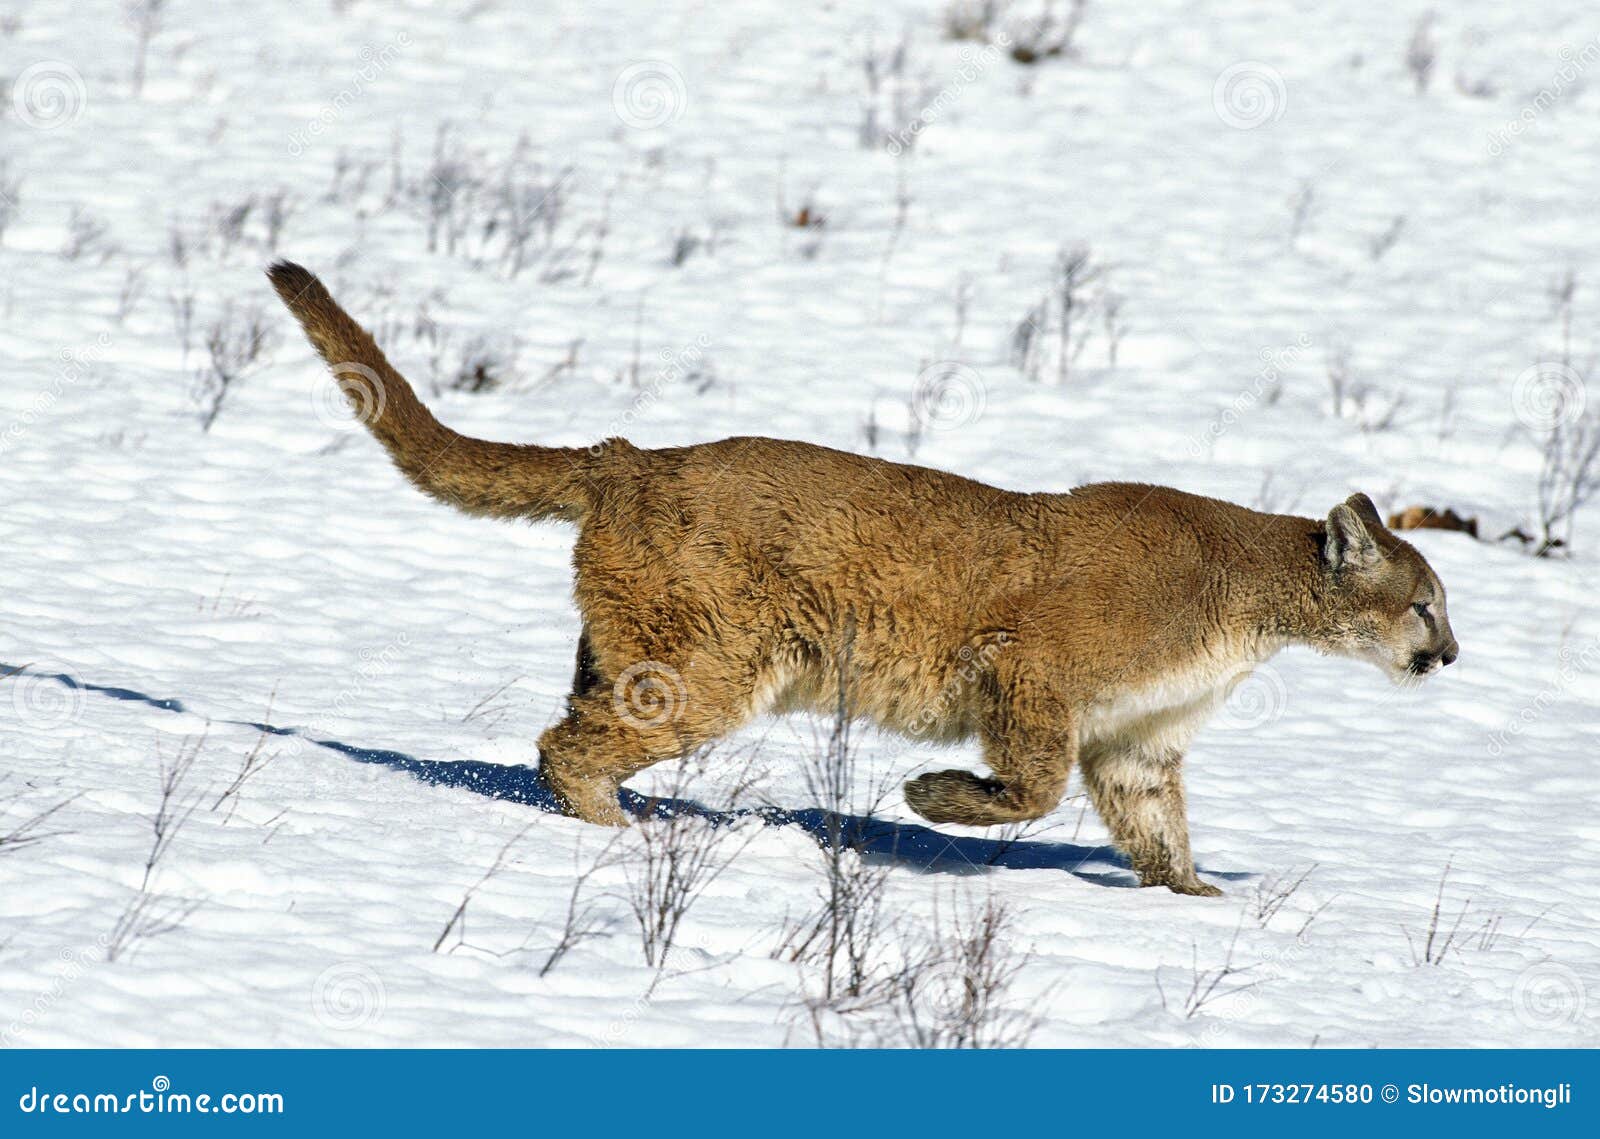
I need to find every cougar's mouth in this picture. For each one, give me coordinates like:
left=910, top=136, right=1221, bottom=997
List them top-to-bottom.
left=1408, top=642, right=1458, bottom=679
left=1408, top=651, right=1442, bottom=678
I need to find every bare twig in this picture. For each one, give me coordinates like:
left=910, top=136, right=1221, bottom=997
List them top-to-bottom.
left=127, top=0, right=168, bottom=97
left=1405, top=12, right=1437, bottom=95
left=195, top=302, right=276, bottom=431
left=776, top=625, right=898, bottom=1004
left=211, top=722, right=279, bottom=820
left=141, top=735, right=205, bottom=891
left=106, top=740, right=206, bottom=962
left=624, top=755, right=759, bottom=990
left=0, top=778, right=79, bottom=855
left=434, top=824, right=534, bottom=953
left=538, top=834, right=625, bottom=977
left=1403, top=860, right=1477, bottom=966
left=1251, top=864, right=1315, bottom=927
left=105, top=892, right=201, bottom=963
left=875, top=892, right=1043, bottom=1048
left=1159, top=916, right=1265, bottom=1019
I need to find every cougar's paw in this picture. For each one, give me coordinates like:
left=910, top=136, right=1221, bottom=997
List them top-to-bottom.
left=539, top=766, right=630, bottom=827
left=903, top=769, right=996, bottom=825
left=902, top=772, right=945, bottom=821
left=1135, top=867, right=1223, bottom=896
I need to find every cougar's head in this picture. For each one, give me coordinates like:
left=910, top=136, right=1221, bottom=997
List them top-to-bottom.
left=1316, top=493, right=1459, bottom=686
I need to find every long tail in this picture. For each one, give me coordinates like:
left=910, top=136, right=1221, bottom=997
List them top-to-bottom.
left=266, top=260, right=591, bottom=522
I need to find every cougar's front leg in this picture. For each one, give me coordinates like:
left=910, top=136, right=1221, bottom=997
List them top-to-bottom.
left=904, top=674, right=1076, bottom=827
left=1079, top=741, right=1219, bottom=897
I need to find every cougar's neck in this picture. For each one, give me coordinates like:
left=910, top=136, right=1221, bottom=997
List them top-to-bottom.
left=1231, top=513, right=1331, bottom=648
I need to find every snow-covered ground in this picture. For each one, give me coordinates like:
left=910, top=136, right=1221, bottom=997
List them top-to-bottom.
left=2, top=0, right=1598, bottom=1047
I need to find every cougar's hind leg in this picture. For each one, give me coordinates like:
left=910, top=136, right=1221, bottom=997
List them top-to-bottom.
left=569, top=627, right=602, bottom=704
left=538, top=652, right=755, bottom=826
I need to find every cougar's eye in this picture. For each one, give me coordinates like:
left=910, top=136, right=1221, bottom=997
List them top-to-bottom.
left=1412, top=602, right=1431, bottom=618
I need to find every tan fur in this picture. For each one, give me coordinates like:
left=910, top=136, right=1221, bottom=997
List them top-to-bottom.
left=268, top=262, right=1460, bottom=895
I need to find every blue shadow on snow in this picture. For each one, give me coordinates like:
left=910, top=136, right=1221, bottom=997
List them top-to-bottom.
left=2, top=662, right=1251, bottom=887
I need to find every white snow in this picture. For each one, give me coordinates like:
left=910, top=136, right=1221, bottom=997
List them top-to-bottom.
left=1, top=0, right=1598, bottom=1047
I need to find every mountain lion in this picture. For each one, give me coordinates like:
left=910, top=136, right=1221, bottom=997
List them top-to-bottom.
left=268, top=261, right=1458, bottom=895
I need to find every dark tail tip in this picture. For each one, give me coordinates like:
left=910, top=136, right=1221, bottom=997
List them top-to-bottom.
left=266, top=260, right=321, bottom=308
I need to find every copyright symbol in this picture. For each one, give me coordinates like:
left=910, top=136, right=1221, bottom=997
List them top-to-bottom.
left=1381, top=1084, right=1398, bottom=1103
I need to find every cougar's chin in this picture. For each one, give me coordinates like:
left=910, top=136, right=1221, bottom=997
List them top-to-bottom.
left=1388, top=666, right=1427, bottom=690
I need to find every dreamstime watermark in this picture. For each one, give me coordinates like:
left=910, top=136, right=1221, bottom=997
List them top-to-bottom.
left=287, top=32, right=412, bottom=156
left=883, top=35, right=1010, bottom=156
left=1487, top=36, right=1600, bottom=156
left=10, top=61, right=86, bottom=130
left=612, top=61, right=687, bottom=130
left=1212, top=62, right=1287, bottom=130
left=0, top=333, right=113, bottom=458
left=1188, top=333, right=1311, bottom=455
left=591, top=334, right=712, bottom=450
left=311, top=361, right=388, bottom=432
left=910, top=361, right=987, bottom=432
left=1511, top=361, right=1586, bottom=432
left=277, top=632, right=413, bottom=761
left=330, top=634, right=413, bottom=723
left=909, top=634, right=1009, bottom=737
left=1486, top=634, right=1600, bottom=757
left=611, top=661, right=688, bottom=731
left=1210, top=662, right=1288, bottom=732
left=5, top=666, right=87, bottom=732
left=1194, top=924, right=1316, bottom=1044
left=590, top=934, right=710, bottom=1046
left=0, top=937, right=108, bottom=1047
left=916, top=958, right=1033, bottom=1034
left=311, top=962, right=387, bottom=1031
left=1512, top=962, right=1589, bottom=1031
left=16, top=1075, right=283, bottom=1115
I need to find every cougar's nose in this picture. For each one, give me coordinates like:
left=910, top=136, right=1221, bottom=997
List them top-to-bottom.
left=1440, top=641, right=1459, bottom=667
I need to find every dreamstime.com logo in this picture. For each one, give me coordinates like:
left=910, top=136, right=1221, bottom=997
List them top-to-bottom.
left=286, top=32, right=411, bottom=156
left=1487, top=35, right=1600, bottom=156
left=883, top=36, right=1010, bottom=156
left=10, top=61, right=86, bottom=130
left=612, top=61, right=687, bottom=130
left=1212, top=62, right=1287, bottom=130
left=0, top=332, right=114, bottom=459
left=1187, top=333, right=1311, bottom=455
left=591, top=334, right=713, bottom=449
left=312, top=361, right=388, bottom=432
left=911, top=361, right=987, bottom=432
left=1511, top=362, right=1586, bottom=432
left=266, top=632, right=414, bottom=765
left=1485, top=634, right=1599, bottom=758
left=908, top=635, right=1009, bottom=737
left=612, top=661, right=688, bottom=730
left=1210, top=662, right=1289, bottom=732
left=5, top=666, right=87, bottom=732
left=1195, top=928, right=1316, bottom=1045
left=591, top=932, right=713, bottom=1046
left=1, top=938, right=108, bottom=1046
left=311, top=962, right=387, bottom=1031
left=920, top=962, right=984, bottom=1026
left=1512, top=963, right=1589, bottom=1032
left=17, top=1076, right=283, bottom=1115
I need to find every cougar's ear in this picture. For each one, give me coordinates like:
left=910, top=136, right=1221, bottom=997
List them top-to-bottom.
left=1343, top=492, right=1385, bottom=532
left=1325, top=501, right=1381, bottom=575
